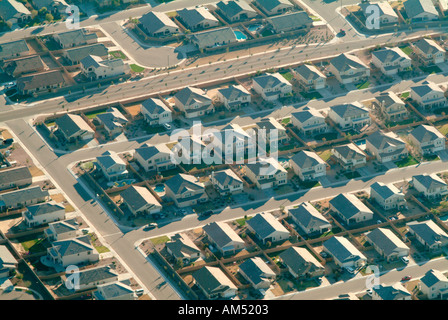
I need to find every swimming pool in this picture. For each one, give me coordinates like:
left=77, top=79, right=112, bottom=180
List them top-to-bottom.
left=247, top=24, right=262, bottom=33
left=234, top=30, right=247, bottom=41
left=354, top=139, right=366, bottom=146
left=154, top=184, right=165, bottom=193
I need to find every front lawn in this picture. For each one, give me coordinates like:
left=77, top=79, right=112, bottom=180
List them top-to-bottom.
left=110, top=51, right=128, bottom=60
left=130, top=64, right=145, bottom=73
left=356, top=81, right=370, bottom=90
left=394, top=155, right=419, bottom=168
left=298, top=180, right=321, bottom=189
left=236, top=216, right=252, bottom=227
left=150, top=236, right=170, bottom=245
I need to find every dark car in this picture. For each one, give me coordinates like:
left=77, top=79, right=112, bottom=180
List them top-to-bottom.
left=2, top=138, right=13, bottom=145
left=201, top=210, right=213, bottom=217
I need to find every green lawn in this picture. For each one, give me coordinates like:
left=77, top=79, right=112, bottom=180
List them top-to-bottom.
left=399, top=45, right=413, bottom=56
left=110, top=51, right=127, bottom=60
left=130, top=64, right=145, bottom=73
left=280, top=71, right=294, bottom=82
left=356, top=80, right=370, bottom=90
left=300, top=91, right=323, bottom=100
left=400, top=92, right=410, bottom=100
left=84, top=110, right=106, bottom=119
left=281, top=117, right=290, bottom=125
left=437, top=124, right=448, bottom=136
left=315, top=132, right=339, bottom=141
left=318, top=150, right=332, bottom=162
left=394, top=155, right=419, bottom=168
left=298, top=180, right=321, bottom=189
left=236, top=216, right=252, bottom=227
left=150, top=236, right=170, bottom=245
left=21, top=238, right=47, bottom=254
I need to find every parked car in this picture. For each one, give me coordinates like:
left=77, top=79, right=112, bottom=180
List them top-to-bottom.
left=163, top=123, right=172, bottom=130
left=144, top=223, right=158, bottom=230
left=401, top=256, right=410, bottom=264
left=345, top=266, right=355, bottom=274
left=401, top=275, right=412, bottom=281
left=135, top=289, right=144, bottom=296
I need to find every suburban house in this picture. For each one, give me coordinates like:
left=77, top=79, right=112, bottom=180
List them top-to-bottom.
left=0, top=0, right=31, bottom=24
left=32, top=0, right=68, bottom=14
left=216, top=0, right=257, bottom=22
left=254, top=0, right=294, bottom=16
left=404, top=0, right=439, bottom=22
left=438, top=0, right=448, bottom=12
left=360, top=1, right=399, bottom=25
left=177, top=7, right=219, bottom=31
left=139, top=11, right=179, bottom=37
left=267, top=11, right=313, bottom=33
left=189, top=27, right=238, bottom=50
left=53, top=29, right=98, bottom=49
left=413, top=38, right=446, bottom=65
left=0, top=40, right=30, bottom=61
left=63, top=43, right=109, bottom=65
left=371, top=47, right=412, bottom=76
left=328, top=53, right=370, bottom=84
left=2, top=55, right=46, bottom=78
left=81, top=55, right=130, bottom=81
left=294, top=64, right=327, bottom=92
left=17, top=70, right=65, bottom=95
left=252, top=72, right=293, bottom=101
left=410, top=82, right=447, bottom=110
left=215, top=84, right=251, bottom=111
left=174, top=86, right=214, bottom=118
left=373, top=91, right=408, bottom=122
left=140, top=98, right=173, bottom=125
left=327, top=102, right=371, bottom=131
left=95, top=107, right=128, bottom=136
left=291, top=108, right=327, bottom=136
left=55, top=113, right=95, bottom=142
left=255, top=117, right=288, bottom=144
left=213, top=123, right=251, bottom=162
left=409, top=125, right=446, bottom=155
left=365, top=130, right=408, bottom=163
left=172, top=135, right=207, bottom=164
left=133, top=143, right=175, bottom=173
left=332, top=143, right=366, bottom=170
left=290, top=150, right=327, bottom=181
left=95, top=151, right=128, bottom=182
left=244, top=157, right=287, bottom=189
left=0, top=166, right=32, bottom=191
left=211, top=169, right=244, bottom=195
left=164, top=173, right=208, bottom=208
left=412, top=174, right=448, bottom=199
left=370, top=182, right=406, bottom=210
left=121, top=185, right=162, bottom=216
left=0, top=186, right=49, bottom=212
left=329, top=193, right=373, bottom=225
left=22, top=201, right=65, bottom=227
left=288, top=202, right=332, bottom=235
left=246, top=212, right=290, bottom=245
left=44, top=219, right=80, bottom=242
left=407, top=220, right=448, bottom=250
left=203, top=221, right=245, bottom=255
left=365, top=228, right=410, bottom=262
left=166, top=233, right=202, bottom=265
left=45, top=235, right=99, bottom=268
left=323, top=236, right=367, bottom=268
left=0, top=245, right=18, bottom=278
left=279, top=246, right=325, bottom=279
left=238, top=257, right=276, bottom=290
left=65, top=265, right=118, bottom=292
left=192, top=266, right=237, bottom=299
left=419, top=269, right=448, bottom=299
left=94, top=282, right=135, bottom=300
left=371, top=283, right=412, bottom=300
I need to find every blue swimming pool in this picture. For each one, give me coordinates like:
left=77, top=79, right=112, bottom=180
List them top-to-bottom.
left=247, top=24, right=262, bottom=33
left=234, top=30, right=247, bottom=40
left=354, top=139, right=366, bottom=146
left=154, top=184, right=165, bottom=193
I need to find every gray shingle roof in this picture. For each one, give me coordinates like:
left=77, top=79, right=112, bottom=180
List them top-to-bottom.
left=0, top=0, right=30, bottom=21
left=216, top=0, right=256, bottom=19
left=255, top=0, right=293, bottom=12
left=404, top=0, right=438, bottom=19
left=177, top=7, right=218, bottom=29
left=140, top=11, right=178, bottom=34
left=268, top=11, right=313, bottom=32
left=190, top=27, right=237, bottom=48
left=54, top=29, right=98, bottom=48
left=414, top=38, right=445, bottom=55
left=0, top=39, right=29, bottom=60
left=64, top=43, right=108, bottom=64
left=372, top=47, right=411, bottom=64
left=330, top=53, right=369, bottom=73
left=3, top=55, right=45, bottom=76
left=295, top=64, right=326, bottom=81
left=17, top=70, right=65, bottom=92
left=253, top=72, right=291, bottom=90
left=411, top=82, right=443, bottom=97
left=218, top=84, right=250, bottom=101
left=174, top=86, right=211, bottom=107
left=141, top=97, right=171, bottom=115
left=330, top=102, right=369, bottom=119
left=291, top=108, right=324, bottom=124
left=55, top=113, right=93, bottom=139
left=410, top=125, right=444, bottom=143
left=366, top=130, right=405, bottom=151
left=333, top=144, right=365, bottom=161
left=290, top=150, right=325, bottom=169
left=96, top=151, right=126, bottom=170
left=0, top=166, right=31, bottom=187
left=212, top=169, right=243, bottom=187
left=164, top=173, right=204, bottom=195
left=413, top=174, right=447, bottom=190
left=370, top=182, right=403, bottom=200
left=121, top=185, right=160, bottom=212
left=0, top=186, right=48, bottom=208
left=330, top=193, right=372, bottom=220
left=27, top=201, right=64, bottom=217
left=288, top=202, right=331, bottom=231
left=246, top=212, right=289, bottom=240
left=48, top=219, right=79, bottom=236
left=407, top=220, right=448, bottom=247
left=203, top=221, right=244, bottom=249
left=366, top=228, right=408, bottom=257
left=166, top=233, right=201, bottom=260
left=53, top=235, right=93, bottom=257
left=323, top=236, right=366, bottom=264
left=279, top=246, right=323, bottom=276
left=239, top=257, right=275, bottom=285
left=76, top=265, right=117, bottom=286
left=193, top=266, right=236, bottom=295
left=420, top=269, right=448, bottom=288
left=95, top=281, right=133, bottom=299
left=372, top=283, right=411, bottom=300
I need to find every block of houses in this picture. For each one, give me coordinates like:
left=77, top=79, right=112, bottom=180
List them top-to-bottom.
left=0, top=0, right=31, bottom=24
left=32, top=0, right=68, bottom=14
left=216, top=0, right=257, bottom=22
left=254, top=0, right=294, bottom=16
left=404, top=0, right=439, bottom=22
left=360, top=1, right=399, bottom=25
left=177, top=7, right=219, bottom=31
left=139, top=11, right=179, bottom=37
left=267, top=11, right=313, bottom=33
left=189, top=27, right=238, bottom=50
left=53, top=29, right=98, bottom=49
left=413, top=38, right=446, bottom=65
left=0, top=40, right=29, bottom=61
left=64, top=43, right=109, bottom=65
left=371, top=47, right=412, bottom=76
left=328, top=53, right=370, bottom=84
left=2, top=55, right=46, bottom=78
left=81, top=55, right=130, bottom=81
left=294, top=64, right=327, bottom=92
left=17, top=70, right=65, bottom=95
left=252, top=72, right=293, bottom=101
left=410, top=81, right=447, bottom=110
left=215, top=84, right=251, bottom=111
left=174, top=86, right=214, bottom=118
left=374, top=91, right=408, bottom=122
left=140, top=98, right=173, bottom=126
left=327, top=102, right=371, bottom=131
left=95, top=107, right=128, bottom=136
left=291, top=108, right=327, bottom=136
left=55, top=113, right=94, bottom=142
left=255, top=117, right=288, bottom=144
left=409, top=125, right=446, bottom=155
left=365, top=130, right=408, bottom=163
left=133, top=143, right=175, bottom=172
left=332, top=143, right=366, bottom=170
left=290, top=150, right=327, bottom=181
left=95, top=151, right=128, bottom=182
left=245, top=157, right=287, bottom=189
left=0, top=166, right=32, bottom=191
left=211, top=169, right=244, bottom=195
left=164, top=173, right=208, bottom=208
left=412, top=174, right=448, bottom=199
left=370, top=182, right=406, bottom=210
left=121, top=185, right=162, bottom=216
left=0, top=186, right=49, bottom=212
left=329, top=193, right=373, bottom=225
left=22, top=201, right=65, bottom=227
left=288, top=202, right=332, bottom=235
left=246, top=212, right=290, bottom=245
left=44, top=218, right=80, bottom=242
left=407, top=220, right=448, bottom=250
left=203, top=221, right=245, bottom=255
left=365, top=228, right=409, bottom=262
left=166, top=233, right=201, bottom=265
left=45, top=235, right=99, bottom=268
left=323, top=236, right=367, bottom=268
left=0, top=245, right=18, bottom=278
left=279, top=246, right=325, bottom=279
left=238, top=257, right=276, bottom=290
left=65, top=265, right=118, bottom=292
left=192, top=266, right=237, bottom=299
left=419, top=269, right=448, bottom=299
left=94, top=281, right=135, bottom=300
left=372, top=283, right=412, bottom=300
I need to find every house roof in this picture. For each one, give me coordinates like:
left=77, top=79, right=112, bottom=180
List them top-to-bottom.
left=0, top=0, right=31, bottom=21
left=33, top=0, right=67, bottom=10
left=216, top=0, right=256, bottom=19
left=255, top=0, right=293, bottom=12
left=404, top=0, right=438, bottom=19
left=360, top=1, right=398, bottom=18
left=177, top=7, right=218, bottom=28
left=140, top=11, right=178, bottom=34
left=268, top=11, right=313, bottom=31
left=190, top=27, right=237, bottom=48
left=53, top=29, right=97, bottom=48
left=414, top=38, right=446, bottom=55
left=0, top=39, right=29, bottom=60
left=64, top=43, right=108, bottom=63
left=372, top=47, right=411, bottom=64
left=330, top=53, right=369, bottom=73
left=3, top=55, right=45, bottom=76
left=81, top=55, right=124, bottom=70
left=295, top=64, right=326, bottom=81
left=17, top=70, right=65, bottom=91
left=253, top=72, right=291, bottom=90
left=411, top=82, right=443, bottom=97
left=218, top=84, right=250, bottom=101
left=174, top=86, right=211, bottom=107
left=375, top=91, right=405, bottom=109
left=141, top=97, right=171, bottom=116
left=329, top=102, right=369, bottom=119
left=95, top=107, right=128, bottom=132
left=291, top=108, right=325, bottom=124
left=55, top=113, right=94, bottom=139
left=256, top=117, right=285, bottom=133
left=410, top=125, right=445, bottom=143
left=366, top=130, right=405, bottom=151
left=134, top=143, right=172, bottom=161
left=333, top=143, right=366, bottom=161
left=96, top=150, right=126, bottom=171
left=290, top=150, right=326, bottom=169
left=245, top=157, right=286, bottom=176
left=0, top=166, right=31, bottom=187
left=212, top=169, right=243, bottom=187
left=164, top=173, right=204, bottom=195
left=412, top=174, right=447, bottom=190
left=370, top=182, right=403, bottom=200
left=121, top=185, right=161, bottom=212
left=0, top=186, right=49, bottom=208
left=329, top=193, right=372, bottom=220
left=26, top=201, right=64, bottom=217
left=288, top=202, right=331, bottom=231
left=246, top=212, right=289, bottom=240
left=48, top=219, right=79, bottom=236
left=407, top=220, right=448, bottom=247
left=203, top=221, right=244, bottom=249
left=366, top=228, right=409, bottom=257
left=166, top=233, right=201, bottom=260
left=52, top=236, right=94, bottom=257
left=323, top=236, right=366, bottom=264
left=0, top=245, right=17, bottom=268
left=279, top=246, right=323, bottom=275
left=239, top=257, right=275, bottom=285
left=76, top=265, right=117, bottom=286
left=193, top=266, right=237, bottom=295
left=420, top=269, right=448, bottom=288
left=95, top=281, right=134, bottom=300
left=372, top=283, right=411, bottom=300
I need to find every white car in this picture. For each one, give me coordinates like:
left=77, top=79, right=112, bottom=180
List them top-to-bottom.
left=163, top=123, right=172, bottom=130
left=401, top=256, right=410, bottom=264
left=345, top=266, right=355, bottom=274
left=366, top=289, right=373, bottom=296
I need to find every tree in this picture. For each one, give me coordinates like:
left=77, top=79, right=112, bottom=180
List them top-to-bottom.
left=31, top=10, right=38, bottom=19
left=45, top=13, right=54, bottom=22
